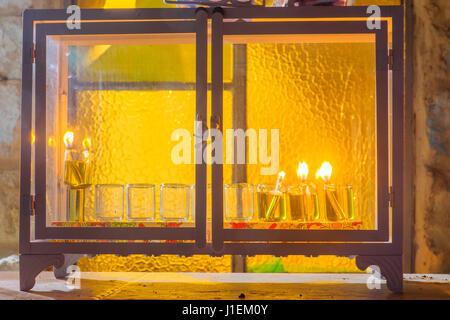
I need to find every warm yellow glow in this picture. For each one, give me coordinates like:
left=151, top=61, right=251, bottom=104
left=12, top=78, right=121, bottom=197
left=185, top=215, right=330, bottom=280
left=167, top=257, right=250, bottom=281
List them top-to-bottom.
left=77, top=0, right=145, bottom=9
left=101, top=0, right=136, bottom=8
left=70, top=35, right=378, bottom=273
left=64, top=131, right=74, bottom=149
left=31, top=132, right=35, bottom=145
left=48, top=137, right=56, bottom=147
left=82, top=137, right=92, bottom=150
left=297, top=161, right=309, bottom=181
left=315, top=161, right=332, bottom=183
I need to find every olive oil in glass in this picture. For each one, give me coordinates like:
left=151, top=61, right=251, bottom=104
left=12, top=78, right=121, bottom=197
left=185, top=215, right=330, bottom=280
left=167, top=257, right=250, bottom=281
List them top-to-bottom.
left=64, top=149, right=92, bottom=222
left=288, top=184, right=321, bottom=221
left=324, top=184, right=346, bottom=221
left=257, top=185, right=287, bottom=222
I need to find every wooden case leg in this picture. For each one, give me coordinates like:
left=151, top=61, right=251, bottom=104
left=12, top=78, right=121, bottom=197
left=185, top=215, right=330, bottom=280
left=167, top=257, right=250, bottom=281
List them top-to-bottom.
left=19, top=254, right=64, bottom=291
left=356, top=255, right=403, bottom=293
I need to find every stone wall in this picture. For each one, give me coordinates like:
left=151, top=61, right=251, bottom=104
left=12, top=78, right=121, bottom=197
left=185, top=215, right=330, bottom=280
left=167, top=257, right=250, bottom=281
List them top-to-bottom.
left=0, top=0, right=64, bottom=265
left=0, top=0, right=30, bottom=259
left=412, top=0, right=450, bottom=273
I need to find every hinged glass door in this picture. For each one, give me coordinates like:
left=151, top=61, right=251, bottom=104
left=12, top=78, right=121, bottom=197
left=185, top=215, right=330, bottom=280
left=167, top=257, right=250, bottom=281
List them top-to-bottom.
left=33, top=11, right=208, bottom=246
left=209, top=11, right=391, bottom=250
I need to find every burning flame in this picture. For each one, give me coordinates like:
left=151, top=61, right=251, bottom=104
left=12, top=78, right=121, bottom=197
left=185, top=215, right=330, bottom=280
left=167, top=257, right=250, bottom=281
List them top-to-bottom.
left=64, top=131, right=74, bottom=149
left=31, top=132, right=35, bottom=145
left=82, top=137, right=91, bottom=150
left=297, top=161, right=308, bottom=181
left=316, top=161, right=332, bottom=183
left=274, top=171, right=285, bottom=192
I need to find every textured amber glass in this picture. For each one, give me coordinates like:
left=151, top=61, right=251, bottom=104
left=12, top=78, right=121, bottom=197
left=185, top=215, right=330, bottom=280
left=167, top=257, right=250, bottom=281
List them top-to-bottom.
left=45, top=34, right=209, bottom=223
left=241, top=40, right=376, bottom=230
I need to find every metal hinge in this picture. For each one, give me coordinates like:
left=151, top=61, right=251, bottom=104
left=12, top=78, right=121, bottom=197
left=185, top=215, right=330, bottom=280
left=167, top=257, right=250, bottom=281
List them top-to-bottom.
left=32, top=43, right=36, bottom=63
left=388, top=49, right=393, bottom=70
left=388, top=186, right=394, bottom=208
left=30, top=195, right=35, bottom=216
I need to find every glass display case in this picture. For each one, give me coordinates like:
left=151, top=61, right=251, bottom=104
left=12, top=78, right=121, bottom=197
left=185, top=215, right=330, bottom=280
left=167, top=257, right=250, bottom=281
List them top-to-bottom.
left=19, top=5, right=404, bottom=292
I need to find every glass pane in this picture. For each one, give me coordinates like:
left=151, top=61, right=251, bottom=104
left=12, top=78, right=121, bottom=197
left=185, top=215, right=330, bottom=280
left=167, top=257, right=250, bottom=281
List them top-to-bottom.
left=45, top=33, right=198, bottom=228
left=223, top=33, right=377, bottom=230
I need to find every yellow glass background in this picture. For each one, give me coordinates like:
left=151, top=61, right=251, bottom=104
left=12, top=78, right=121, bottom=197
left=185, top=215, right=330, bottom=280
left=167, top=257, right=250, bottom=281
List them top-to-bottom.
left=242, top=41, right=376, bottom=228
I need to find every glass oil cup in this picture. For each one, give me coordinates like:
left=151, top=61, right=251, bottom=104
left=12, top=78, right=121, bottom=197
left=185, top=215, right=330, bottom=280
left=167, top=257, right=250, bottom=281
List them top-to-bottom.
left=64, top=148, right=92, bottom=222
left=160, top=183, right=190, bottom=222
left=224, top=183, right=254, bottom=222
left=288, top=183, right=320, bottom=222
left=323, top=183, right=347, bottom=221
left=95, top=184, right=124, bottom=221
left=126, top=184, right=156, bottom=222
left=257, top=184, right=287, bottom=222
left=334, top=184, right=356, bottom=221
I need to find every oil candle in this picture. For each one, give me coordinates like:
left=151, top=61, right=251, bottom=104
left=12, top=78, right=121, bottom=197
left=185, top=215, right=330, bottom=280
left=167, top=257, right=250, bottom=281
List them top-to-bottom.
left=63, top=132, right=92, bottom=222
left=289, top=162, right=315, bottom=221
left=316, top=162, right=346, bottom=221
left=264, top=171, right=286, bottom=220
left=257, top=172, right=287, bottom=222
left=324, top=184, right=346, bottom=221
left=336, top=184, right=355, bottom=220
left=257, top=185, right=287, bottom=222
left=288, top=185, right=307, bottom=221
left=289, top=186, right=322, bottom=221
